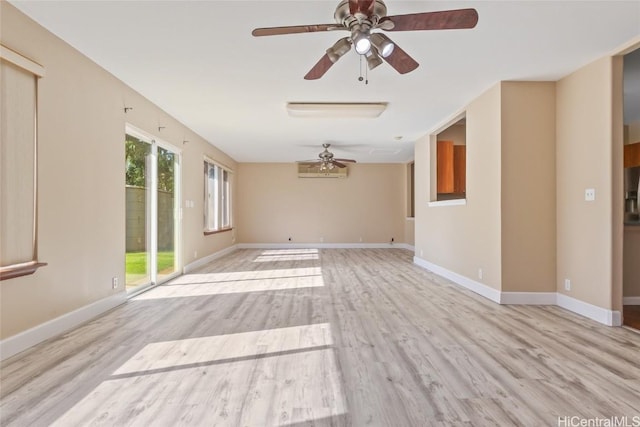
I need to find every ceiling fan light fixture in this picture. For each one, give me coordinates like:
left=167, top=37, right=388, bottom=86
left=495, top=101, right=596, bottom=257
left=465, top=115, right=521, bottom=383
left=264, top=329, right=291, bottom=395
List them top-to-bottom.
left=352, top=28, right=371, bottom=55
left=370, top=33, right=394, bottom=58
left=326, top=37, right=352, bottom=63
left=354, top=37, right=371, bottom=55
left=365, top=50, right=383, bottom=70
left=319, top=162, right=333, bottom=171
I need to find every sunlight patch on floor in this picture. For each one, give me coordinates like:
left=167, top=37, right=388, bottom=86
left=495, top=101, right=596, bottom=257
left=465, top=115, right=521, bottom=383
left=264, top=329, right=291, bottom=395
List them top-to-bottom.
left=253, top=249, right=320, bottom=262
left=260, top=249, right=319, bottom=255
left=253, top=253, right=319, bottom=262
left=135, top=267, right=324, bottom=299
left=169, top=267, right=322, bottom=285
left=113, top=323, right=333, bottom=375
left=51, top=324, right=346, bottom=426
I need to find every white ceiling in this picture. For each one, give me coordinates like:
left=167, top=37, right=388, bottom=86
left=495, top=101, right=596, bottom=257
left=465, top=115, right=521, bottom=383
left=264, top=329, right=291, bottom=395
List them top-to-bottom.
left=10, top=1, right=640, bottom=163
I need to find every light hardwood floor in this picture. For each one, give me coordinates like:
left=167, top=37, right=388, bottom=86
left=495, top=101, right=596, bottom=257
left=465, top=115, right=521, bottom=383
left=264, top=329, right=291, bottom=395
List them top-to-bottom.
left=1, top=248, right=639, bottom=426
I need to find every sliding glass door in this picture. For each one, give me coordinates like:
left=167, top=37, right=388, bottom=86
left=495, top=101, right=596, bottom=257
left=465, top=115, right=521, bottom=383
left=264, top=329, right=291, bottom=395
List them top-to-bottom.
left=125, top=128, right=180, bottom=293
left=156, top=146, right=178, bottom=283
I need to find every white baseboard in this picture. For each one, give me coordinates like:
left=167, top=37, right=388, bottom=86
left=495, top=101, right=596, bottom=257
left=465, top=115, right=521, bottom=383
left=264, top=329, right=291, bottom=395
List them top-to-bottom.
left=237, top=242, right=413, bottom=250
left=397, top=243, right=415, bottom=252
left=183, top=244, right=238, bottom=273
left=413, top=256, right=501, bottom=303
left=413, top=257, right=622, bottom=326
left=0, top=292, right=127, bottom=361
left=500, top=292, right=557, bottom=305
left=557, top=293, right=622, bottom=326
left=623, top=296, right=640, bottom=305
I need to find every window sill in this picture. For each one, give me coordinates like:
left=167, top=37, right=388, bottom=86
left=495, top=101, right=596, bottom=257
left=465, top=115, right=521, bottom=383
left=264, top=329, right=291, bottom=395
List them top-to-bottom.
left=428, top=199, right=467, bottom=207
left=204, top=227, right=233, bottom=236
left=0, top=261, right=47, bottom=281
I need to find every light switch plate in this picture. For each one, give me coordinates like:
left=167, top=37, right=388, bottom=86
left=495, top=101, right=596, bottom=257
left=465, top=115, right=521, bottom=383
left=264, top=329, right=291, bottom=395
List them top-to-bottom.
left=585, top=188, right=595, bottom=201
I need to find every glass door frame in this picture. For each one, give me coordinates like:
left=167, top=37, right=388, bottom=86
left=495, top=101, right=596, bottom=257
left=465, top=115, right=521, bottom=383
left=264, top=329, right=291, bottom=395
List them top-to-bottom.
left=125, top=124, right=182, bottom=296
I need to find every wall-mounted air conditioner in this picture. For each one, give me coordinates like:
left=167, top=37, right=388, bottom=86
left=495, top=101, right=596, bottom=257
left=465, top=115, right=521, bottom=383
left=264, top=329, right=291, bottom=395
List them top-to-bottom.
left=297, top=164, right=348, bottom=178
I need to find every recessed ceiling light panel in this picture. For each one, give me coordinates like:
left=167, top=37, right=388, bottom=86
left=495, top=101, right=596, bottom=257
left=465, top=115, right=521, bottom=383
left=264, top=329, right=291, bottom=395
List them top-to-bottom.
left=286, top=102, right=388, bottom=118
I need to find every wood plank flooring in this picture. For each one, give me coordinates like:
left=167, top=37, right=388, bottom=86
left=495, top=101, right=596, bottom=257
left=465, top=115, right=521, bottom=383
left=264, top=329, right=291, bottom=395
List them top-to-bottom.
left=1, top=248, right=639, bottom=426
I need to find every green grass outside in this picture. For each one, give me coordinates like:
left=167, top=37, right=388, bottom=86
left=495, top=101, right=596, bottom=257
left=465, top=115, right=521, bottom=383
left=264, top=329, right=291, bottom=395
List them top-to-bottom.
left=126, top=251, right=175, bottom=285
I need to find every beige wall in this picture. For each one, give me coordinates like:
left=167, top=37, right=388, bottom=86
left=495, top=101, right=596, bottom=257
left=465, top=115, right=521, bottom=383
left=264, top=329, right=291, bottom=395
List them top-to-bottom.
left=0, top=3, right=236, bottom=339
left=556, top=56, right=615, bottom=309
left=416, top=82, right=557, bottom=294
left=500, top=82, right=556, bottom=292
left=415, top=84, right=503, bottom=290
left=436, top=122, right=466, bottom=145
left=236, top=163, right=406, bottom=245
left=404, top=219, right=415, bottom=247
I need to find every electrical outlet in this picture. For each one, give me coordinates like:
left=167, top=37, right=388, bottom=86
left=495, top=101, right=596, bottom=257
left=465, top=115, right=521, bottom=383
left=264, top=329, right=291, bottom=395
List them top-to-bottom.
left=585, top=188, right=595, bottom=201
left=478, top=268, right=483, bottom=280
left=112, top=277, right=119, bottom=289
left=564, top=279, right=571, bottom=291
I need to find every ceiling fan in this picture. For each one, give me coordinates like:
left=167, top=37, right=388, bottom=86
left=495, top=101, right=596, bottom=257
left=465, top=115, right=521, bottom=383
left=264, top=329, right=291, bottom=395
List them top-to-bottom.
left=252, top=0, right=478, bottom=80
left=297, top=143, right=356, bottom=170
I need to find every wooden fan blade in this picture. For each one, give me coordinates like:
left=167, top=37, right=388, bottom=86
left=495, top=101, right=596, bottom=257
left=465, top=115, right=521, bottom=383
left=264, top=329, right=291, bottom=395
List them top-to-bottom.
left=348, top=0, right=358, bottom=15
left=349, top=0, right=375, bottom=16
left=379, top=8, right=478, bottom=32
left=252, top=24, right=343, bottom=37
left=382, top=40, right=419, bottom=74
left=304, top=54, right=336, bottom=80
left=334, top=158, right=356, bottom=163
left=333, top=161, right=347, bottom=168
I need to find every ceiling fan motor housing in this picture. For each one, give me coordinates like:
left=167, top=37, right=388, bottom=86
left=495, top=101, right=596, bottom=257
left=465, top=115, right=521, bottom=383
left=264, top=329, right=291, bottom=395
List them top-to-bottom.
left=334, top=0, right=388, bottom=28
left=319, top=147, right=334, bottom=161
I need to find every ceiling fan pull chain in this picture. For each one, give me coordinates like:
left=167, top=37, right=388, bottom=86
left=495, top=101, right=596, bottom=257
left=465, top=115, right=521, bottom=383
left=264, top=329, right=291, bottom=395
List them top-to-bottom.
left=358, top=54, right=364, bottom=82
left=365, top=63, right=369, bottom=85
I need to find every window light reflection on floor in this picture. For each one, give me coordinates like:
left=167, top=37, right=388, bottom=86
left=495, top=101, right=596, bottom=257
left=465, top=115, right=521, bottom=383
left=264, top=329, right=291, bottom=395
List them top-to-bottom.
left=254, top=248, right=320, bottom=262
left=261, top=249, right=319, bottom=255
left=134, top=267, right=324, bottom=300
left=51, top=323, right=346, bottom=426
left=114, top=323, right=333, bottom=375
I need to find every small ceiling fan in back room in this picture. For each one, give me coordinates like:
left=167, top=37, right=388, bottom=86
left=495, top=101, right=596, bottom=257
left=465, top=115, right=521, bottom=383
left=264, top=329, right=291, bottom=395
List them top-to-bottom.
left=252, top=0, right=478, bottom=80
left=297, top=144, right=356, bottom=171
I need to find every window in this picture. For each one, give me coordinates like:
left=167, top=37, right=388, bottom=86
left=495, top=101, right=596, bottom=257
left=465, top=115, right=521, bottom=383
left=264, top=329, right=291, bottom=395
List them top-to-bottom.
left=0, top=45, right=46, bottom=280
left=430, top=115, right=467, bottom=205
left=204, top=160, right=232, bottom=233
